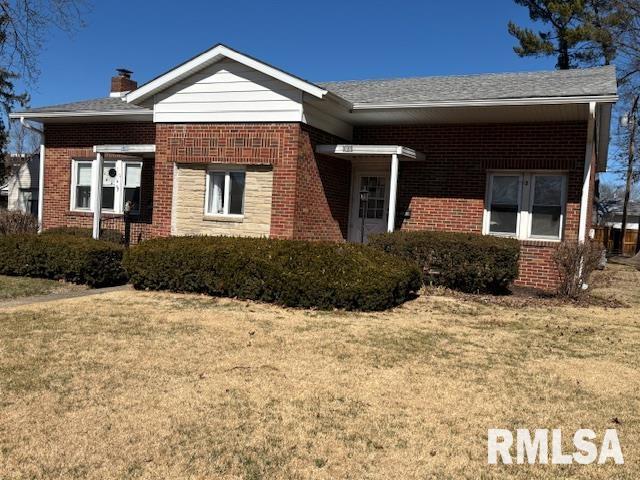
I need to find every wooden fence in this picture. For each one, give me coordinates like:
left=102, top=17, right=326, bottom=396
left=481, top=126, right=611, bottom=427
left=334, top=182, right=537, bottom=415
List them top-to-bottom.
left=593, top=226, right=639, bottom=256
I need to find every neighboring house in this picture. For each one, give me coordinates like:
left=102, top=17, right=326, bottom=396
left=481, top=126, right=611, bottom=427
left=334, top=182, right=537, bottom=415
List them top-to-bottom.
left=9, top=44, right=617, bottom=290
left=4, top=154, right=40, bottom=215
left=0, top=183, right=7, bottom=210
left=603, top=201, right=640, bottom=231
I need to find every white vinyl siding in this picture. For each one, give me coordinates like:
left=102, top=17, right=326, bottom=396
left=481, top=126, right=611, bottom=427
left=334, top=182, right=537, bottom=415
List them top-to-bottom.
left=153, top=59, right=303, bottom=123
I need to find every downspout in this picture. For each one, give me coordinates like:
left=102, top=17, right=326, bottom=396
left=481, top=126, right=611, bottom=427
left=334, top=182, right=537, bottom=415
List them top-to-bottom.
left=578, top=102, right=596, bottom=243
left=20, top=117, right=45, bottom=232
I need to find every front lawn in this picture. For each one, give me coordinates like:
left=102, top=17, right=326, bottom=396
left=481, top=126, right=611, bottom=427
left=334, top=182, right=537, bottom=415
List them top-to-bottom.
left=0, top=265, right=638, bottom=479
left=0, top=274, right=85, bottom=301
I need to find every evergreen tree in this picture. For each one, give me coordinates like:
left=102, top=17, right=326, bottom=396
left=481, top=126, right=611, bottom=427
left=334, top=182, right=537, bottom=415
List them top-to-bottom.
left=508, top=0, right=623, bottom=69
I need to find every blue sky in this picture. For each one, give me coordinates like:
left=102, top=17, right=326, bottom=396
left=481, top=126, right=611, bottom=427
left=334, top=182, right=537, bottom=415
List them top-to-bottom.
left=23, top=0, right=555, bottom=107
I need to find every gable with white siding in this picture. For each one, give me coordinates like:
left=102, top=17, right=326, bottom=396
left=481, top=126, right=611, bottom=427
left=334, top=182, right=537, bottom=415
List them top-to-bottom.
left=153, top=59, right=304, bottom=123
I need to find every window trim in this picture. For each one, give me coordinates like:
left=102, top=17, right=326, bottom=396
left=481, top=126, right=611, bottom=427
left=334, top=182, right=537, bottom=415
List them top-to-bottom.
left=70, top=158, right=143, bottom=215
left=70, top=159, right=94, bottom=212
left=204, top=165, right=246, bottom=219
left=483, top=170, right=567, bottom=242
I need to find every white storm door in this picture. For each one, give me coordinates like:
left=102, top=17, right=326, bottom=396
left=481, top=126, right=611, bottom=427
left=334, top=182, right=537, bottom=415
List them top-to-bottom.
left=349, top=173, right=390, bottom=243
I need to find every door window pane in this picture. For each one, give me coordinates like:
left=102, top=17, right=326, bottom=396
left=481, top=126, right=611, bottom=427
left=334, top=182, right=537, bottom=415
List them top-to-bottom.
left=229, top=172, right=245, bottom=215
left=359, top=176, right=385, bottom=219
left=489, top=176, right=519, bottom=234
left=531, top=176, right=563, bottom=237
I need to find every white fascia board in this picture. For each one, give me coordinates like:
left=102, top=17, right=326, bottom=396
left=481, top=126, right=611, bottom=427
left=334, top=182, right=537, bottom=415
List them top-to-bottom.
left=126, top=44, right=327, bottom=104
left=351, top=94, right=618, bottom=110
left=9, top=110, right=153, bottom=120
left=93, top=144, right=156, bottom=154
left=316, top=144, right=425, bottom=160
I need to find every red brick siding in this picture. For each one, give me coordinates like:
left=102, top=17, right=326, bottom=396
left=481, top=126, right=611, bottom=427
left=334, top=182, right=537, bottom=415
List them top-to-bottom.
left=354, top=122, right=589, bottom=290
left=42, top=123, right=156, bottom=241
left=155, top=123, right=301, bottom=238
left=295, top=124, right=351, bottom=241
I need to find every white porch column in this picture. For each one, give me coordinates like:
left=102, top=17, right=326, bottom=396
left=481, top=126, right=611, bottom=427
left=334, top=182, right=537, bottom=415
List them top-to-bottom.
left=578, top=102, right=596, bottom=243
left=37, top=144, right=45, bottom=233
left=91, top=152, right=104, bottom=239
left=387, top=153, right=399, bottom=232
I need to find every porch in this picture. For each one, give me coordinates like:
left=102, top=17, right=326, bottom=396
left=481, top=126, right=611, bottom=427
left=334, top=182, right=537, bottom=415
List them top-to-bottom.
left=315, top=144, right=425, bottom=243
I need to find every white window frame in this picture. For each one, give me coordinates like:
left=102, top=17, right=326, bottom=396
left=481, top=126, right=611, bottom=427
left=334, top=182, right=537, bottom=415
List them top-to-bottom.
left=70, top=158, right=143, bottom=215
left=70, top=159, right=93, bottom=212
left=204, top=165, right=246, bottom=219
left=483, top=171, right=567, bottom=242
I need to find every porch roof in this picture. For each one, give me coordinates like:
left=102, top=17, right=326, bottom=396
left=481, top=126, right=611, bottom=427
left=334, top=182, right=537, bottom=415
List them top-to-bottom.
left=315, top=144, right=425, bottom=161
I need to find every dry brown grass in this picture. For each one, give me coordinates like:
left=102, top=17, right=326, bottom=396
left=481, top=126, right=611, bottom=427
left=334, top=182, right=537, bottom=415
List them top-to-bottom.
left=0, top=264, right=639, bottom=479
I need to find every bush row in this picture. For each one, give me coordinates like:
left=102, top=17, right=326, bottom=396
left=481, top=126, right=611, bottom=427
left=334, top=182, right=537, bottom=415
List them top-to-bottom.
left=42, top=226, right=124, bottom=244
left=369, top=231, right=520, bottom=293
left=0, top=234, right=127, bottom=287
left=123, top=236, right=422, bottom=311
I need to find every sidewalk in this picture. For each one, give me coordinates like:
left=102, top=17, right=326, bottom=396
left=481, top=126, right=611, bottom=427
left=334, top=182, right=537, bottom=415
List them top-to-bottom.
left=0, top=284, right=132, bottom=308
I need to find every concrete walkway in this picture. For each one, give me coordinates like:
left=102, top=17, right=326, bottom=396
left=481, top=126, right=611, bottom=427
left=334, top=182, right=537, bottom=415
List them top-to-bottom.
left=1, top=284, right=132, bottom=309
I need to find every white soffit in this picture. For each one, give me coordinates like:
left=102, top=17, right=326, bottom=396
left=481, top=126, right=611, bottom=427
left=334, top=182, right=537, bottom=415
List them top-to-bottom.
left=127, top=44, right=328, bottom=104
left=93, top=144, right=156, bottom=154
left=316, top=144, right=425, bottom=161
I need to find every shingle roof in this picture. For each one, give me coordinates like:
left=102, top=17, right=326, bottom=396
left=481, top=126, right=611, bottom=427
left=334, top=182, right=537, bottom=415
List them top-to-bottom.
left=15, top=65, right=617, bottom=115
left=319, top=65, right=617, bottom=105
left=16, top=97, right=150, bottom=114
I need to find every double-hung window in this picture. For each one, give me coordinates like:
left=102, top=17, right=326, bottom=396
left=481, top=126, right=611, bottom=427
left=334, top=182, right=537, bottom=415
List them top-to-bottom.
left=71, top=159, right=143, bottom=214
left=72, top=161, right=93, bottom=211
left=205, top=167, right=246, bottom=217
left=485, top=172, right=566, bottom=241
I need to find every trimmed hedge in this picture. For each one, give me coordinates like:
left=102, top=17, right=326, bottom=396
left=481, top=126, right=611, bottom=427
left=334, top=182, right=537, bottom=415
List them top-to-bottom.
left=43, top=226, right=124, bottom=244
left=369, top=231, right=520, bottom=293
left=0, top=234, right=127, bottom=287
left=124, top=236, right=422, bottom=311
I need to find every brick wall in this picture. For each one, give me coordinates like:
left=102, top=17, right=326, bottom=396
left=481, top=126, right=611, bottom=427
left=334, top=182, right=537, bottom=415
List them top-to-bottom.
left=354, top=122, right=589, bottom=289
left=43, top=123, right=156, bottom=241
left=155, top=123, right=350, bottom=241
left=295, top=124, right=350, bottom=241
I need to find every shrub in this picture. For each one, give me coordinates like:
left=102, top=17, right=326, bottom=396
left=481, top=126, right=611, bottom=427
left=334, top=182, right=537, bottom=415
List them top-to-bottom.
left=0, top=210, right=38, bottom=236
left=43, top=226, right=123, bottom=244
left=369, top=230, right=520, bottom=293
left=0, top=234, right=126, bottom=287
left=124, top=236, right=422, bottom=311
left=553, top=240, right=604, bottom=298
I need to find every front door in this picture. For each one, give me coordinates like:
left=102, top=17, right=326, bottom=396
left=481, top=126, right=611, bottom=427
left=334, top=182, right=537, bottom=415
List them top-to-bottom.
left=348, top=173, right=389, bottom=243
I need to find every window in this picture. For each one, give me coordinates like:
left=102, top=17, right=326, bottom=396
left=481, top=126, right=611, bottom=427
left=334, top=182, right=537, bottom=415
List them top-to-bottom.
left=71, top=159, right=143, bottom=214
left=73, top=161, right=93, bottom=210
left=205, top=168, right=246, bottom=216
left=485, top=172, right=566, bottom=241
left=359, top=176, right=386, bottom=219
left=18, top=189, right=38, bottom=216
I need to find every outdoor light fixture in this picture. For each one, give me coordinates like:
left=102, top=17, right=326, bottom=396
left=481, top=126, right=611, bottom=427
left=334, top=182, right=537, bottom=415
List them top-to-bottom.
left=359, top=187, right=369, bottom=243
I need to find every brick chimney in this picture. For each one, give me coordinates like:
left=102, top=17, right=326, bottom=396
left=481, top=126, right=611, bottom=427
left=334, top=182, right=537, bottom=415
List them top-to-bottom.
left=110, top=68, right=137, bottom=97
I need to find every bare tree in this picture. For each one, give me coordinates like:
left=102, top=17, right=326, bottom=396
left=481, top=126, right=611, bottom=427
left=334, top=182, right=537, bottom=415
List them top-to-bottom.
left=0, top=0, right=89, bottom=82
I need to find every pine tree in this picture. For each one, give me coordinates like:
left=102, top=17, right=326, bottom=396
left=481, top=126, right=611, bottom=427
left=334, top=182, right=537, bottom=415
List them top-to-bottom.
left=508, top=0, right=623, bottom=69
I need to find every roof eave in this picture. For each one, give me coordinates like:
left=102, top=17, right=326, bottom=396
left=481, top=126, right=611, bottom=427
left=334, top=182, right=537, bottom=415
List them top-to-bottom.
left=350, top=94, right=619, bottom=110
left=9, top=110, right=153, bottom=121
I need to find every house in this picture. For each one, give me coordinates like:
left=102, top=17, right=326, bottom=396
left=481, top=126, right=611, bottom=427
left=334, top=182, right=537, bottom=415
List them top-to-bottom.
left=9, top=44, right=617, bottom=290
left=3, top=154, right=40, bottom=215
